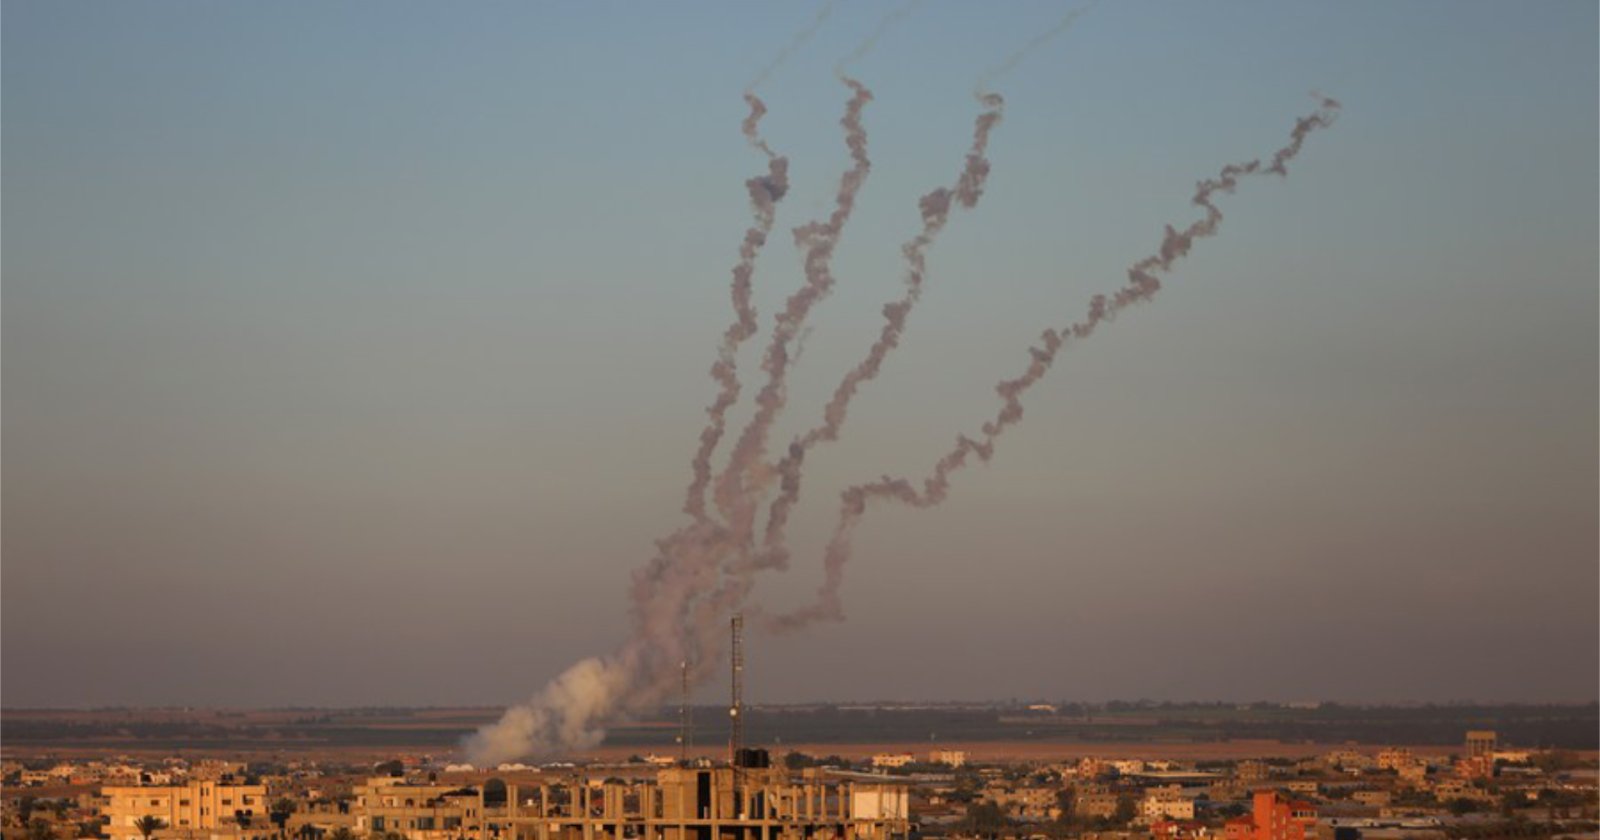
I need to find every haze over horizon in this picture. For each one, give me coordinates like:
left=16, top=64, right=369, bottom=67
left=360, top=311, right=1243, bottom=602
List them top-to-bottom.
left=4, top=1, right=1596, bottom=711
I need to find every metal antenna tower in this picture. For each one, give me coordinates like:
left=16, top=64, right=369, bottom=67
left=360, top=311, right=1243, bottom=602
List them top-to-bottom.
left=729, top=613, right=744, bottom=766
left=678, top=660, right=692, bottom=762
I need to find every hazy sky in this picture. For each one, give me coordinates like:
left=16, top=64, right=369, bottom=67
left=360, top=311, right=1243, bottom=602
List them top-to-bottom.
left=4, top=1, right=1595, bottom=709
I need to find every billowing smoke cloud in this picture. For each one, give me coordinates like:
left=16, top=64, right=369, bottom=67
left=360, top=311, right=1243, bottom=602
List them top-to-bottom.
left=770, top=95, right=1342, bottom=629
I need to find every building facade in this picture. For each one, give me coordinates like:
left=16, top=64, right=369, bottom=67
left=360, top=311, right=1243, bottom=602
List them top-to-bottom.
left=101, top=781, right=270, bottom=840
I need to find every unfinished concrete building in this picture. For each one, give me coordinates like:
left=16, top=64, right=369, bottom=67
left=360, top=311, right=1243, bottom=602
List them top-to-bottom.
left=491, top=765, right=909, bottom=840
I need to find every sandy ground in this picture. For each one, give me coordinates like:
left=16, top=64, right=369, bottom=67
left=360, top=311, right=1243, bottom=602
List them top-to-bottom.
left=3, top=738, right=1498, bottom=766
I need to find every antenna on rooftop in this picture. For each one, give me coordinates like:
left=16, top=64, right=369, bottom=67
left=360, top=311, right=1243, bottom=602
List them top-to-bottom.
left=729, top=613, right=744, bottom=766
left=679, top=660, right=692, bottom=763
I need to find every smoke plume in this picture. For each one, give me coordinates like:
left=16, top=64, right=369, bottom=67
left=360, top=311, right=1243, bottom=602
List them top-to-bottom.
left=467, top=11, right=1340, bottom=767
left=711, top=76, right=873, bottom=533
left=466, top=77, right=875, bottom=766
left=755, top=92, right=1007, bottom=581
left=684, top=94, right=790, bottom=523
left=768, top=95, right=1342, bottom=629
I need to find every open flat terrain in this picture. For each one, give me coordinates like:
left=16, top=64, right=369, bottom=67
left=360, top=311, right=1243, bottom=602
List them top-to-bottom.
left=3, top=703, right=1594, bottom=764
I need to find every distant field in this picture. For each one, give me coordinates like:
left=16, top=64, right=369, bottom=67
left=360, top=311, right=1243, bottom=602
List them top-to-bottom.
left=3, top=703, right=1595, bottom=763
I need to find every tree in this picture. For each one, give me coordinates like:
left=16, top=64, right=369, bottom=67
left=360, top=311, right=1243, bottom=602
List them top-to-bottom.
left=783, top=752, right=815, bottom=770
left=373, top=760, right=404, bottom=778
left=1054, top=787, right=1076, bottom=824
left=1113, top=794, right=1138, bottom=825
left=271, top=799, right=296, bottom=834
left=957, top=802, right=1011, bottom=838
left=132, top=816, right=166, bottom=840
left=28, top=819, right=56, bottom=840
left=327, top=827, right=356, bottom=840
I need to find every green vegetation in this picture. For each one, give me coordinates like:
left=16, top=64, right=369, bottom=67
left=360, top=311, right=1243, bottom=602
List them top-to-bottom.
left=132, top=816, right=165, bottom=840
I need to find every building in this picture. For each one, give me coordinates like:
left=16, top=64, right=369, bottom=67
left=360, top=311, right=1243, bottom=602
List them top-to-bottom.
left=1460, top=731, right=1498, bottom=779
left=1465, top=732, right=1497, bottom=760
left=1375, top=749, right=1416, bottom=772
left=927, top=751, right=967, bottom=769
left=870, top=754, right=914, bottom=770
left=1237, top=762, right=1269, bottom=783
left=1395, top=764, right=1428, bottom=788
left=493, top=765, right=909, bottom=840
left=353, top=777, right=484, bottom=840
left=101, top=780, right=270, bottom=840
left=984, top=785, right=1058, bottom=821
left=1139, top=787, right=1195, bottom=823
left=1075, top=790, right=1122, bottom=821
left=1246, top=790, right=1316, bottom=840
left=1350, top=791, right=1391, bottom=807
left=1224, top=816, right=1254, bottom=840
left=1150, top=819, right=1212, bottom=840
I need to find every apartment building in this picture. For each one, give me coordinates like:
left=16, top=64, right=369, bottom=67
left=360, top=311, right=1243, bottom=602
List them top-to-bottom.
left=353, top=777, right=484, bottom=840
left=101, top=780, right=269, bottom=840
left=1139, top=786, right=1195, bottom=824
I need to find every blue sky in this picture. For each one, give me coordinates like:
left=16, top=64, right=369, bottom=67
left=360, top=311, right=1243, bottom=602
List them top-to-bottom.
left=4, top=1, right=1595, bottom=707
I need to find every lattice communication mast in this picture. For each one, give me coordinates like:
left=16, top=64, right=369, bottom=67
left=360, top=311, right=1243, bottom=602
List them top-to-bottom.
left=729, top=613, right=744, bottom=765
left=678, top=660, right=692, bottom=763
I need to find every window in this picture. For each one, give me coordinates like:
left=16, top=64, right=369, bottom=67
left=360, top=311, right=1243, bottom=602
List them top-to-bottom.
left=179, top=800, right=190, bottom=806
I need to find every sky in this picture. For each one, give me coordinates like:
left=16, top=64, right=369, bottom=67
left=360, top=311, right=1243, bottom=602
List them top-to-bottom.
left=3, top=1, right=1595, bottom=710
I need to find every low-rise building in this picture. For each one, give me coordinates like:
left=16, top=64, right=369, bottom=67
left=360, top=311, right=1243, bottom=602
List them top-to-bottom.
left=927, top=751, right=967, bottom=769
left=101, top=780, right=270, bottom=840
left=985, top=785, right=1058, bottom=821
left=1139, top=786, right=1194, bottom=823
left=1077, top=790, right=1123, bottom=821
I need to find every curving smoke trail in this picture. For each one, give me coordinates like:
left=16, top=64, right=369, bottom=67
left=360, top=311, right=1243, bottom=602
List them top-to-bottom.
left=835, top=0, right=926, bottom=78
left=748, top=1, right=839, bottom=93
left=974, top=3, right=1095, bottom=98
left=466, top=11, right=1340, bottom=765
left=711, top=77, right=874, bottom=533
left=465, top=79, right=875, bottom=767
left=754, top=92, right=1006, bottom=580
left=684, top=94, right=791, bottom=523
left=767, top=95, right=1342, bottom=630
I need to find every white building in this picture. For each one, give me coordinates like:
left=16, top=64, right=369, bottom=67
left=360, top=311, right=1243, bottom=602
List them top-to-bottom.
left=1140, top=786, right=1195, bottom=823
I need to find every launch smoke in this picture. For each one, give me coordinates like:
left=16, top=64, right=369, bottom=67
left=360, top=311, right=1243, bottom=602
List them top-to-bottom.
left=467, top=16, right=1340, bottom=765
